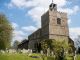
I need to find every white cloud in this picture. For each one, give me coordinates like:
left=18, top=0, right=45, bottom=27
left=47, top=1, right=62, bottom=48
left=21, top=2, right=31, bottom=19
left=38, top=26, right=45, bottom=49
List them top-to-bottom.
left=8, top=0, right=27, bottom=8
left=8, top=0, right=68, bottom=8
left=58, top=5, right=80, bottom=15
left=27, top=7, right=47, bottom=28
left=68, top=19, right=71, bottom=24
left=11, top=22, right=19, bottom=29
left=11, top=22, right=27, bottom=44
left=11, top=22, right=38, bottom=43
left=12, top=25, right=38, bottom=43
left=22, top=26, right=37, bottom=32
left=69, top=27, right=80, bottom=41
left=69, top=27, right=80, bottom=47
left=69, top=27, right=80, bottom=36
left=12, top=29, right=27, bottom=43
left=13, top=30, right=25, bottom=36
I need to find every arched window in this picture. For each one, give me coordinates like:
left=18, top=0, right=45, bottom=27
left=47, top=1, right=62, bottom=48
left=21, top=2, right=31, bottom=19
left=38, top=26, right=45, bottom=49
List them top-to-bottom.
left=57, top=18, right=61, bottom=24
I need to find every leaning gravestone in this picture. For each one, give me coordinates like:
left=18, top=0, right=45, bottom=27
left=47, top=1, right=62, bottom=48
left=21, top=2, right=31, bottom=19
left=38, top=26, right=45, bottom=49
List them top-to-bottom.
left=47, top=48, right=50, bottom=56
left=21, top=49, right=28, bottom=54
left=28, top=49, right=32, bottom=56
left=0, top=50, right=5, bottom=54
left=41, top=50, right=43, bottom=55
left=51, top=51, right=54, bottom=56
left=74, top=51, right=77, bottom=60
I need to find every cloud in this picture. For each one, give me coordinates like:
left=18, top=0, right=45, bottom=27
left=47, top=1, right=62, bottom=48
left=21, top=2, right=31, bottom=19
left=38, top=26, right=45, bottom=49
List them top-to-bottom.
left=8, top=0, right=27, bottom=8
left=8, top=0, right=68, bottom=8
left=58, top=5, right=80, bottom=15
left=27, top=7, right=47, bottom=28
left=68, top=19, right=71, bottom=24
left=11, top=22, right=19, bottom=29
left=11, top=22, right=38, bottom=43
left=11, top=22, right=26, bottom=44
left=22, top=26, right=37, bottom=32
left=69, top=27, right=80, bottom=40
left=69, top=27, right=80, bottom=47
left=13, top=30, right=25, bottom=36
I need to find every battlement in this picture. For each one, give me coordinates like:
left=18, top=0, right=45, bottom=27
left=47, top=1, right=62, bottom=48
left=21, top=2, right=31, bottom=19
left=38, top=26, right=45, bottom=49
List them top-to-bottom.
left=58, top=11, right=67, bottom=15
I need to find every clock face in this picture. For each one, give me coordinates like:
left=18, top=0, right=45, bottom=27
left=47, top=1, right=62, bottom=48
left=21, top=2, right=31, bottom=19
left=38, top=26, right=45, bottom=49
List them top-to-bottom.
left=57, top=13, right=61, bottom=18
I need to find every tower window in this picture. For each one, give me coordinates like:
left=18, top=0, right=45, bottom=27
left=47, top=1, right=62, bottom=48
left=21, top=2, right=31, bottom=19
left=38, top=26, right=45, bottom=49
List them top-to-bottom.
left=49, top=3, right=57, bottom=11
left=57, top=18, right=61, bottom=24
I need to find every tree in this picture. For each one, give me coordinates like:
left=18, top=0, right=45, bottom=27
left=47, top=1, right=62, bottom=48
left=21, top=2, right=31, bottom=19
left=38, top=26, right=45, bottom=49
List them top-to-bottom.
left=0, top=14, right=12, bottom=50
left=75, top=35, right=80, bottom=48
left=41, top=39, right=55, bottom=55
left=41, top=39, right=69, bottom=60
left=13, top=40, right=20, bottom=49
left=53, top=40, right=68, bottom=60
left=77, top=47, right=80, bottom=54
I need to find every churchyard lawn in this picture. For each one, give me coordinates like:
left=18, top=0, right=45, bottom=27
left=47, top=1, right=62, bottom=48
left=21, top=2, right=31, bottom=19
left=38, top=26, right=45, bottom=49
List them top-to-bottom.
left=0, top=53, right=80, bottom=60
left=0, top=53, right=46, bottom=60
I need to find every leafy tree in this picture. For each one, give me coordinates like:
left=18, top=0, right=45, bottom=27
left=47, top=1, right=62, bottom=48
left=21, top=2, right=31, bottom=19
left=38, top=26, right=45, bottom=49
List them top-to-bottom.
left=0, top=14, right=12, bottom=50
left=41, top=39, right=54, bottom=54
left=41, top=39, right=69, bottom=60
left=13, top=40, right=20, bottom=49
left=53, top=40, right=68, bottom=60
left=68, top=43, right=75, bottom=54
left=77, top=47, right=80, bottom=54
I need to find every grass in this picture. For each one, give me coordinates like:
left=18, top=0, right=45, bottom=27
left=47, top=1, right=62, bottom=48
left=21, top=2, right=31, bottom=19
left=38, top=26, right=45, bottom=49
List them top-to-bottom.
left=0, top=53, right=80, bottom=60
left=0, top=53, right=42, bottom=60
left=76, top=54, right=80, bottom=60
left=47, top=56, right=54, bottom=60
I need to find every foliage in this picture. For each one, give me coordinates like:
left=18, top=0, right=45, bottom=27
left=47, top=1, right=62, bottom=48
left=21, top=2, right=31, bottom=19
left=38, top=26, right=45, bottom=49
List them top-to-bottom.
left=0, top=14, right=12, bottom=50
left=41, top=39, right=54, bottom=54
left=41, top=39, right=69, bottom=60
left=13, top=40, right=20, bottom=49
left=52, top=40, right=68, bottom=60
left=68, top=43, right=75, bottom=54
left=77, top=47, right=80, bottom=54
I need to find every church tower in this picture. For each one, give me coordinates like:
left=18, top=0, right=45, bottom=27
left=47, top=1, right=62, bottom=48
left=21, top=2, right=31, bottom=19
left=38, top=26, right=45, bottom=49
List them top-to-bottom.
left=41, top=1, right=69, bottom=41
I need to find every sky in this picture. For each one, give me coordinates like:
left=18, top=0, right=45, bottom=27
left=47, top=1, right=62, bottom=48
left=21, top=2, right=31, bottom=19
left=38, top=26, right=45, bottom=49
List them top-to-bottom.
left=0, top=0, right=80, bottom=46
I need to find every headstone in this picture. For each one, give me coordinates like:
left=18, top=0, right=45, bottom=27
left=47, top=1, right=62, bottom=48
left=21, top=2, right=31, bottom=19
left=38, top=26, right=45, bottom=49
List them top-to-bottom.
left=47, top=48, right=50, bottom=56
left=27, top=49, right=32, bottom=56
left=0, top=50, right=5, bottom=54
left=41, top=50, right=43, bottom=55
left=51, top=51, right=54, bottom=56
left=74, top=51, right=77, bottom=60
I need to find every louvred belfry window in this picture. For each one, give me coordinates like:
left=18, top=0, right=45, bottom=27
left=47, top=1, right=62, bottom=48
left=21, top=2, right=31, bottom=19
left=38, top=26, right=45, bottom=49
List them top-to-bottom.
left=57, top=18, right=61, bottom=24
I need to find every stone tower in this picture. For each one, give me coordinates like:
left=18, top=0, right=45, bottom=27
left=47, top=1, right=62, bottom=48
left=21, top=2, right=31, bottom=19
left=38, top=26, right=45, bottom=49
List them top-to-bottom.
left=41, top=3, right=69, bottom=41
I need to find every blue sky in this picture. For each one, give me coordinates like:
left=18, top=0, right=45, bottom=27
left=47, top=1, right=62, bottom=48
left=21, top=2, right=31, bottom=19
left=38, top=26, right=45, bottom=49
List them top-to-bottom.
left=0, top=0, right=80, bottom=46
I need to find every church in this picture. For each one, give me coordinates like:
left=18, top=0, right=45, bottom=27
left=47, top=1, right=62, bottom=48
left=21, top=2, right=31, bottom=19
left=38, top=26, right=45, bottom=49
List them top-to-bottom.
left=18, top=2, right=74, bottom=52
left=28, top=2, right=74, bottom=52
